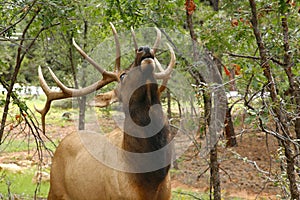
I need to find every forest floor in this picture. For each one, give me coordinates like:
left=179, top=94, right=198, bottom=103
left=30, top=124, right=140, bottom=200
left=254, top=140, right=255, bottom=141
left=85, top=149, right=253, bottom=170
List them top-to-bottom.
left=0, top=114, right=282, bottom=199
left=171, top=130, right=281, bottom=199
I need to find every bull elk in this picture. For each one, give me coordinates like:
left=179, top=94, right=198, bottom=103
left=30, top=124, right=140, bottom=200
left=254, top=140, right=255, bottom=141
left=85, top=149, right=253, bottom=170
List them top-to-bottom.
left=35, top=23, right=176, bottom=200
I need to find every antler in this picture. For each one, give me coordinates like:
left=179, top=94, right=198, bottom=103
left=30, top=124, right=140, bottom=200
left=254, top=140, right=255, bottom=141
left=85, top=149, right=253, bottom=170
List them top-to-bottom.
left=110, top=22, right=121, bottom=72
left=36, top=25, right=121, bottom=133
left=130, top=26, right=174, bottom=92
left=130, top=26, right=174, bottom=77
left=131, top=26, right=161, bottom=55
left=131, top=26, right=162, bottom=69
left=131, top=26, right=138, bottom=51
left=152, top=27, right=161, bottom=54
left=154, top=43, right=176, bottom=79
left=154, top=43, right=176, bottom=92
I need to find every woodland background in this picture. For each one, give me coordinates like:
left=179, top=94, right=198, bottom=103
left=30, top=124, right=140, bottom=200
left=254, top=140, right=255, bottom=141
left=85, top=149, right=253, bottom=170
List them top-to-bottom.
left=0, top=0, right=299, bottom=199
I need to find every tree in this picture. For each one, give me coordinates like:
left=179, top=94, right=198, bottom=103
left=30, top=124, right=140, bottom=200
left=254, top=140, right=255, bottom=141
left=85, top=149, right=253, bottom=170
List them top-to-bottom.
left=1, top=0, right=299, bottom=198
left=1, top=0, right=45, bottom=142
left=185, top=0, right=299, bottom=198
left=199, top=0, right=299, bottom=198
left=248, top=0, right=299, bottom=198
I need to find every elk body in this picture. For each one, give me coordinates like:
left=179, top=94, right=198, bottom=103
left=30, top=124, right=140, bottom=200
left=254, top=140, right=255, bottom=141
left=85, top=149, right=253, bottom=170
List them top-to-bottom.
left=36, top=23, right=175, bottom=200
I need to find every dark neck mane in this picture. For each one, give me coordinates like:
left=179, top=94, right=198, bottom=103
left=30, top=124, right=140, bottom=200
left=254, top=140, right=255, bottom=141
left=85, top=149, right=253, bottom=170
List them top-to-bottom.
left=122, top=83, right=171, bottom=186
left=122, top=83, right=170, bottom=153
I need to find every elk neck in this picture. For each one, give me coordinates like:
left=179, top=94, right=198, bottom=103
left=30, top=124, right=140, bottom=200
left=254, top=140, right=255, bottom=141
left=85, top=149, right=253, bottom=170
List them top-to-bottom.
left=122, top=81, right=171, bottom=185
left=122, top=82, right=170, bottom=153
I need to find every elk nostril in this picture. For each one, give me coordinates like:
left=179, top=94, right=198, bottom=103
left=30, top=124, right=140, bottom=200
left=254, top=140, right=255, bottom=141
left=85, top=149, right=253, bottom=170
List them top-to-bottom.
left=137, top=46, right=154, bottom=65
left=138, top=46, right=151, bottom=54
left=138, top=47, right=143, bottom=52
left=144, top=47, right=150, bottom=53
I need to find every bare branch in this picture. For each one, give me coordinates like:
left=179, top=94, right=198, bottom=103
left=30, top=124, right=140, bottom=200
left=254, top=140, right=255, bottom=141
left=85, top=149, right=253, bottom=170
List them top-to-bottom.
left=0, top=0, right=38, bottom=36
left=225, top=52, right=286, bottom=66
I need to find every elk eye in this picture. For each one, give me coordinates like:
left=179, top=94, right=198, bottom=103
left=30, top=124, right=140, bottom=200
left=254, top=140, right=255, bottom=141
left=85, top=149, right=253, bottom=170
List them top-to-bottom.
left=120, top=73, right=127, bottom=81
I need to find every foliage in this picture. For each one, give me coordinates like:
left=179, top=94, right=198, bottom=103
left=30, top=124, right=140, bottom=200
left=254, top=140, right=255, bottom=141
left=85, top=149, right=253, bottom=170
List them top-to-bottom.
left=1, top=0, right=300, bottom=198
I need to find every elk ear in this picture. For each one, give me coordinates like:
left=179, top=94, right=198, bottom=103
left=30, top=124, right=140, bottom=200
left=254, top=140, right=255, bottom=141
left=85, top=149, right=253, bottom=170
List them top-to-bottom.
left=89, top=90, right=118, bottom=107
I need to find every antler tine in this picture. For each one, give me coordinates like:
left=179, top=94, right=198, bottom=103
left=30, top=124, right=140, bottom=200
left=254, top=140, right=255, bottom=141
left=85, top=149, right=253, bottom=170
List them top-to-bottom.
left=109, top=22, right=121, bottom=72
left=36, top=24, right=122, bottom=133
left=131, top=26, right=138, bottom=51
left=152, top=27, right=161, bottom=54
left=72, top=38, right=105, bottom=74
left=72, top=38, right=118, bottom=80
left=154, top=43, right=176, bottom=79
left=154, top=57, right=164, bottom=72
left=154, top=58, right=168, bottom=93
left=36, top=65, right=119, bottom=132
left=34, top=66, right=49, bottom=132
left=35, top=66, right=71, bottom=133
left=47, top=67, right=72, bottom=95
left=34, top=100, right=50, bottom=133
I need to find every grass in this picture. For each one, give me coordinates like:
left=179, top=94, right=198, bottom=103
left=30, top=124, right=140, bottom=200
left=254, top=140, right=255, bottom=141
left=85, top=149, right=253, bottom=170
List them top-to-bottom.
left=0, top=95, right=64, bottom=199
left=28, top=95, right=75, bottom=128
left=0, top=137, right=58, bottom=154
left=0, top=138, right=36, bottom=153
left=0, top=169, right=49, bottom=199
left=0, top=176, right=206, bottom=200
left=172, top=189, right=207, bottom=199
left=172, top=189, right=246, bottom=200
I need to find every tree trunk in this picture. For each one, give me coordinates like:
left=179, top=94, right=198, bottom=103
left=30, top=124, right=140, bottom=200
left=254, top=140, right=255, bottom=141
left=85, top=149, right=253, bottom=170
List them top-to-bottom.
left=200, top=0, right=219, bottom=11
left=210, top=0, right=219, bottom=11
left=249, top=0, right=299, bottom=198
left=186, top=1, right=222, bottom=198
left=281, top=9, right=300, bottom=180
left=281, top=15, right=300, bottom=142
left=78, top=20, right=89, bottom=130
left=213, top=56, right=237, bottom=147
left=78, top=96, right=86, bottom=130
left=224, top=108, right=237, bottom=147
left=296, top=119, right=300, bottom=143
left=283, top=141, right=299, bottom=200
left=210, top=145, right=221, bottom=200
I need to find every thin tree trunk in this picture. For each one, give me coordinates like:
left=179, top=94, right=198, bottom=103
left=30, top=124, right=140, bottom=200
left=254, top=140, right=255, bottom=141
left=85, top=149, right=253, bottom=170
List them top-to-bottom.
left=210, top=0, right=219, bottom=11
left=249, top=0, right=299, bottom=198
left=185, top=1, right=221, bottom=198
left=0, top=7, right=40, bottom=143
left=281, top=12, right=300, bottom=180
left=281, top=14, right=300, bottom=141
left=78, top=20, right=88, bottom=130
left=67, top=32, right=83, bottom=130
left=68, top=32, right=79, bottom=90
left=213, top=56, right=237, bottom=147
left=224, top=108, right=237, bottom=147
left=210, top=145, right=221, bottom=200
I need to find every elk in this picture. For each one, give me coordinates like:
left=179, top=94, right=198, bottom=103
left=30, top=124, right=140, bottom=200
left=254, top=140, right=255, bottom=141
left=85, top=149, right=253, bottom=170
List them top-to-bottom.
left=35, top=23, right=175, bottom=200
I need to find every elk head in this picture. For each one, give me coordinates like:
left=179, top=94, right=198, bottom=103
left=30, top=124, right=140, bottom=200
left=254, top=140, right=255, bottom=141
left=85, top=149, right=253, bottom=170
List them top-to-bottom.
left=35, top=23, right=175, bottom=133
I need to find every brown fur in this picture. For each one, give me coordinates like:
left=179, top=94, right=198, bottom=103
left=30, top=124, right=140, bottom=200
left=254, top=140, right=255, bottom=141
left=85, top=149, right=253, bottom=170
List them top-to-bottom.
left=48, top=130, right=171, bottom=200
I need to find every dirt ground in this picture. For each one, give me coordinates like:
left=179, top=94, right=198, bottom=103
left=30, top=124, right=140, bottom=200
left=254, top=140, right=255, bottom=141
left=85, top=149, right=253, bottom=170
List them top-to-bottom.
left=1, top=118, right=282, bottom=199
left=171, top=130, right=281, bottom=199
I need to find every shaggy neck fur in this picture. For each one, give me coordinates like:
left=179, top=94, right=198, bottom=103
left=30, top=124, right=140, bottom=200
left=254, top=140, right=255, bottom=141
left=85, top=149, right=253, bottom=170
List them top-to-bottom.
left=122, top=83, right=171, bottom=188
